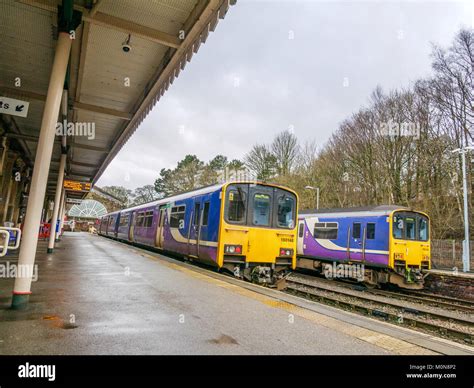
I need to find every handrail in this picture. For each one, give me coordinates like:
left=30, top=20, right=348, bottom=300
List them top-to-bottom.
left=0, top=226, right=22, bottom=249
left=224, top=227, right=248, bottom=233
left=0, top=230, right=10, bottom=257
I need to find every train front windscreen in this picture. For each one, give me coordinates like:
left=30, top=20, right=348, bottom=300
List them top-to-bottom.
left=225, top=183, right=296, bottom=230
left=392, top=211, right=429, bottom=241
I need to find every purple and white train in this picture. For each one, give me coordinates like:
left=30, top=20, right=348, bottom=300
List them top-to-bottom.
left=296, top=205, right=431, bottom=289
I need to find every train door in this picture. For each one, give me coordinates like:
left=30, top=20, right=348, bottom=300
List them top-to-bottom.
left=247, top=185, right=274, bottom=262
left=189, top=200, right=201, bottom=257
left=198, top=201, right=210, bottom=258
left=155, top=205, right=166, bottom=248
left=135, top=211, right=144, bottom=242
left=129, top=212, right=135, bottom=241
left=113, top=215, right=118, bottom=238
left=297, top=220, right=305, bottom=254
left=349, top=221, right=363, bottom=261
left=361, top=224, right=367, bottom=262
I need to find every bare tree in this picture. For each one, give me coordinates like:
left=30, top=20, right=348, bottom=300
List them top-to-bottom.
left=271, top=130, right=299, bottom=176
left=244, top=144, right=276, bottom=181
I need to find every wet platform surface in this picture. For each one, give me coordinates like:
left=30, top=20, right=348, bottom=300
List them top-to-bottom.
left=0, top=233, right=471, bottom=355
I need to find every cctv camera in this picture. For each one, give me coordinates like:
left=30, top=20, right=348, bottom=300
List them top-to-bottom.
left=122, top=34, right=132, bottom=53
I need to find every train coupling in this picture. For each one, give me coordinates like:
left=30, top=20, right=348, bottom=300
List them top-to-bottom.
left=250, top=266, right=273, bottom=284
left=406, top=267, right=423, bottom=283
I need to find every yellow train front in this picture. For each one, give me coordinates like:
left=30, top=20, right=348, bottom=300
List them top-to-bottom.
left=217, top=182, right=298, bottom=284
left=389, top=210, right=431, bottom=288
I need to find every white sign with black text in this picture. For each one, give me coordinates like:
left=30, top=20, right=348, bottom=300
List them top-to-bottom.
left=0, top=96, right=30, bottom=118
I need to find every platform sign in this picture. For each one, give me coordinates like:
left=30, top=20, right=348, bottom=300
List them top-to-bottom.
left=0, top=96, right=29, bottom=118
left=64, top=180, right=91, bottom=192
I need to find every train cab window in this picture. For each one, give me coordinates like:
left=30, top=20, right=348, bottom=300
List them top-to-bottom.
left=227, top=190, right=246, bottom=223
left=252, top=194, right=271, bottom=226
left=276, top=195, right=295, bottom=228
left=202, top=202, right=210, bottom=226
left=170, top=206, right=186, bottom=228
left=393, top=212, right=429, bottom=241
left=393, top=216, right=404, bottom=239
left=405, top=217, right=416, bottom=240
left=419, top=217, right=429, bottom=241
left=314, top=222, right=338, bottom=239
left=352, top=222, right=361, bottom=239
left=366, top=223, right=376, bottom=239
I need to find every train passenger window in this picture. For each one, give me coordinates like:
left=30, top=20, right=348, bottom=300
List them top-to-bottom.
left=228, top=190, right=246, bottom=222
left=252, top=194, right=271, bottom=226
left=277, top=195, right=295, bottom=228
left=202, top=202, right=210, bottom=226
left=194, top=203, right=200, bottom=226
left=170, top=206, right=186, bottom=228
left=144, top=211, right=154, bottom=228
left=136, top=212, right=144, bottom=227
left=119, top=214, right=129, bottom=227
left=405, top=217, right=416, bottom=240
left=418, top=217, right=429, bottom=241
left=298, top=222, right=304, bottom=238
left=314, top=222, right=338, bottom=239
left=352, top=222, right=361, bottom=239
left=366, top=223, right=376, bottom=239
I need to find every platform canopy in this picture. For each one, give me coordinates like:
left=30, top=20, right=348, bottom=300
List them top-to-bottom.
left=0, top=0, right=235, bottom=200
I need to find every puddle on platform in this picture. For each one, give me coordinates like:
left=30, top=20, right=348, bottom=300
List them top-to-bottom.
left=208, top=334, right=239, bottom=345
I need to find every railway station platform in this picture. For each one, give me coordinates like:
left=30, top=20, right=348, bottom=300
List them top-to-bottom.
left=0, top=232, right=472, bottom=356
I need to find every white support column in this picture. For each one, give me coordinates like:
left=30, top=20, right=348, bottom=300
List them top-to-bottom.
left=11, top=32, right=72, bottom=309
left=47, top=149, right=66, bottom=252
left=2, top=177, right=13, bottom=223
left=57, top=189, right=66, bottom=240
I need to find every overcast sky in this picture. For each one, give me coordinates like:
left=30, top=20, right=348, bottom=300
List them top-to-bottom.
left=96, top=0, right=473, bottom=190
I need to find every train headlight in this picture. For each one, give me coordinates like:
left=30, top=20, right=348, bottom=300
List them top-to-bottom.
left=224, top=245, right=242, bottom=254
left=279, top=248, right=294, bottom=257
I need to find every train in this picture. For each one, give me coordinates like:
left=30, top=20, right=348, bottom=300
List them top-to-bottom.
left=98, top=182, right=298, bottom=284
left=99, top=184, right=431, bottom=290
left=297, top=206, right=431, bottom=289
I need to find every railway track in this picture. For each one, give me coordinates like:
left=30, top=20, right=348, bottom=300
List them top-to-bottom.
left=293, top=271, right=474, bottom=312
left=284, top=273, right=474, bottom=345
left=368, top=288, right=474, bottom=314
left=396, top=289, right=474, bottom=310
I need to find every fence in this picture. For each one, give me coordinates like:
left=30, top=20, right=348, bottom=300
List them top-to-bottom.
left=431, top=239, right=473, bottom=271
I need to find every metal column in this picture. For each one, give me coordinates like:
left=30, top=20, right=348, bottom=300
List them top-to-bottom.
left=11, top=32, right=73, bottom=309
left=47, top=146, right=66, bottom=253
left=461, top=148, right=471, bottom=272
left=57, top=189, right=66, bottom=241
